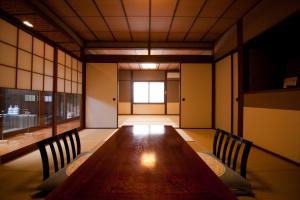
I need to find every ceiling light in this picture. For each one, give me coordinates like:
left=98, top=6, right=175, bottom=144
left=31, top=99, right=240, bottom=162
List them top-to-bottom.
left=23, top=21, right=33, bottom=28
left=141, top=63, right=157, bottom=69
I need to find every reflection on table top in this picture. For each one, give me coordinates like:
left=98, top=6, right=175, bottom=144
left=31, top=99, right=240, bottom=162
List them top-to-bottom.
left=47, top=125, right=237, bottom=200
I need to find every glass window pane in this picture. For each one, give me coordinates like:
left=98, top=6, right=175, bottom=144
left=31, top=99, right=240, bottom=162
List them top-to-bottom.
left=134, top=82, right=148, bottom=103
left=149, top=82, right=164, bottom=103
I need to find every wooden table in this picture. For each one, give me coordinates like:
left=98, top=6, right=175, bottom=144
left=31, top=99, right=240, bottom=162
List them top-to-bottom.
left=47, top=125, right=237, bottom=200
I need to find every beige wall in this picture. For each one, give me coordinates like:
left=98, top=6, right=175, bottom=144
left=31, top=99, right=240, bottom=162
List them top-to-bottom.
left=232, top=52, right=239, bottom=135
left=215, top=56, right=231, bottom=132
left=118, top=102, right=131, bottom=114
left=167, top=103, right=179, bottom=115
left=133, top=104, right=165, bottom=114
left=244, top=107, right=300, bottom=163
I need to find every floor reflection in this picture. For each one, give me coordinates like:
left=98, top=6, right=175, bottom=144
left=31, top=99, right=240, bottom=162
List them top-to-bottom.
left=140, top=152, right=156, bottom=168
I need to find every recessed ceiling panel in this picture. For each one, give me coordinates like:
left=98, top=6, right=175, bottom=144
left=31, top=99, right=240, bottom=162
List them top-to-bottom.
left=0, top=0, right=35, bottom=15
left=43, top=0, right=76, bottom=17
left=67, top=0, right=99, bottom=16
left=94, top=0, right=124, bottom=16
left=123, top=0, right=149, bottom=17
left=152, top=0, right=177, bottom=16
left=175, top=0, right=206, bottom=17
left=199, top=0, right=234, bottom=18
left=223, top=0, right=260, bottom=18
left=63, top=17, right=90, bottom=32
left=82, top=17, right=109, bottom=31
left=105, top=17, right=129, bottom=32
left=128, top=17, right=149, bottom=32
left=151, top=17, right=172, bottom=32
left=170, top=17, right=194, bottom=32
left=190, top=17, right=217, bottom=32
left=209, top=18, right=236, bottom=34
left=78, top=31, right=96, bottom=41
left=94, top=31, right=114, bottom=41
left=113, top=31, right=131, bottom=41
left=42, top=32, right=74, bottom=43
left=132, top=32, right=149, bottom=41
left=151, top=32, right=168, bottom=42
left=167, top=32, right=185, bottom=41
left=185, top=32, right=204, bottom=41
left=202, top=33, right=220, bottom=42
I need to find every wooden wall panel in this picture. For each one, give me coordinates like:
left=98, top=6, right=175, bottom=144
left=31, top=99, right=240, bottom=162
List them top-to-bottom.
left=0, top=19, right=17, bottom=45
left=0, top=42, right=16, bottom=67
left=0, top=65, right=16, bottom=88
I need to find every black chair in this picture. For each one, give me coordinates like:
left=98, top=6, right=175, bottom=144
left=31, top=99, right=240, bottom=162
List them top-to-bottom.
left=37, top=128, right=81, bottom=180
left=213, top=129, right=252, bottom=178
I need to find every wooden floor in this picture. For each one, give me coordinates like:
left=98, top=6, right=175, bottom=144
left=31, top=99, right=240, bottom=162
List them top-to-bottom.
left=47, top=126, right=236, bottom=200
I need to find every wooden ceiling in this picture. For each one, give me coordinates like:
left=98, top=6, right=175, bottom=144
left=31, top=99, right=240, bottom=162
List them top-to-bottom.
left=0, top=0, right=262, bottom=57
left=119, top=63, right=180, bottom=71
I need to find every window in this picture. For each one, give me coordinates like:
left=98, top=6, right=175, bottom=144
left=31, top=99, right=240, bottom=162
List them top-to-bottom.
left=133, top=82, right=164, bottom=103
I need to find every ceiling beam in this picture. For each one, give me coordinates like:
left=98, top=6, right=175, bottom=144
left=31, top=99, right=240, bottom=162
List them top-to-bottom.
left=29, top=0, right=84, bottom=47
left=85, top=42, right=213, bottom=49
left=85, top=55, right=213, bottom=63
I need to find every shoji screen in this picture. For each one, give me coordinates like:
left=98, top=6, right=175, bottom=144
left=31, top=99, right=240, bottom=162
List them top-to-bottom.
left=0, top=19, right=54, bottom=91
left=0, top=19, right=17, bottom=88
left=56, top=49, right=82, bottom=95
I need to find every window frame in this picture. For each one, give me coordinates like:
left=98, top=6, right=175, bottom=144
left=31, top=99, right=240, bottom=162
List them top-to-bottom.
left=133, top=81, right=165, bottom=104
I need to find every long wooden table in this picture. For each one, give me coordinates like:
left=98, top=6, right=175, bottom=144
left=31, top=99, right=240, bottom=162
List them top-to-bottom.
left=47, top=125, right=237, bottom=200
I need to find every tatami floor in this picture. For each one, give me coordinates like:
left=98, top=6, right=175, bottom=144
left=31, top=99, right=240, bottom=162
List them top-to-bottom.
left=0, top=116, right=299, bottom=200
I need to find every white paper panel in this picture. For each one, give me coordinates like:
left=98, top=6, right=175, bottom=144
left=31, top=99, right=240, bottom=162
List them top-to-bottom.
left=0, top=19, right=17, bottom=46
left=18, top=30, right=32, bottom=52
left=33, top=37, right=44, bottom=57
left=0, top=42, right=17, bottom=67
left=45, top=44, right=54, bottom=61
left=58, top=49, right=65, bottom=64
left=18, top=50, right=32, bottom=71
left=66, top=54, right=71, bottom=67
left=32, top=55, right=43, bottom=74
left=71, top=58, right=77, bottom=69
left=44, top=60, right=53, bottom=76
left=78, top=61, right=82, bottom=72
left=57, top=64, right=65, bottom=78
left=0, top=65, right=16, bottom=88
left=65, top=67, right=71, bottom=80
left=17, top=69, right=31, bottom=89
left=72, top=70, right=77, bottom=81
left=78, top=72, right=82, bottom=83
left=32, top=73, right=43, bottom=91
left=44, top=76, right=53, bottom=91
left=57, top=78, right=64, bottom=92
left=65, top=80, right=71, bottom=93
left=72, top=82, right=77, bottom=93
left=78, top=83, right=82, bottom=94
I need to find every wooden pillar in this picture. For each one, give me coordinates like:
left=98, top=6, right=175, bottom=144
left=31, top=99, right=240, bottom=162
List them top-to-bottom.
left=237, top=20, right=244, bottom=137
left=52, top=47, right=58, bottom=136
left=81, top=48, right=86, bottom=129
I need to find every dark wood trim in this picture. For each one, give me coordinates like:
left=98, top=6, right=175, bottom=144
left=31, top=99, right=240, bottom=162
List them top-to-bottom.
left=63, top=0, right=99, bottom=40
left=92, top=0, right=116, bottom=41
left=120, top=0, right=133, bottom=41
left=148, top=0, right=151, bottom=55
left=166, top=0, right=180, bottom=41
left=183, top=0, right=208, bottom=41
left=200, top=0, right=237, bottom=41
left=237, top=20, right=244, bottom=137
left=15, top=29, right=19, bottom=88
left=30, top=36, right=34, bottom=90
left=52, top=47, right=58, bottom=136
left=81, top=49, right=86, bottom=129
left=230, top=54, right=234, bottom=133
left=85, top=55, right=213, bottom=63
left=211, top=62, right=215, bottom=129
left=179, top=63, right=182, bottom=128
left=116, top=64, right=119, bottom=127
left=130, top=70, right=133, bottom=115
left=164, top=71, right=167, bottom=114
left=253, top=145, right=300, bottom=167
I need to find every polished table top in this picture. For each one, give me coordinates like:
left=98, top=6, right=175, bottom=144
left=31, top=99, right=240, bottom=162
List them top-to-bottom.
left=47, top=125, right=237, bottom=200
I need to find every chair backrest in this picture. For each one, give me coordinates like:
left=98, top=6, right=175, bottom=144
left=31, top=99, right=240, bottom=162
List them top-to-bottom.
left=37, top=128, right=81, bottom=180
left=213, top=129, right=252, bottom=178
